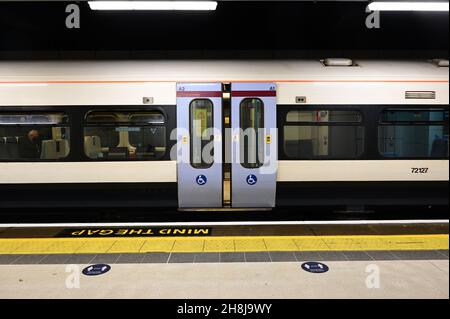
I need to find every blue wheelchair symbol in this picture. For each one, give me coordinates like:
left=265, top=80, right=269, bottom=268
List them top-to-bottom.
left=246, top=174, right=258, bottom=186
left=196, top=175, right=207, bottom=186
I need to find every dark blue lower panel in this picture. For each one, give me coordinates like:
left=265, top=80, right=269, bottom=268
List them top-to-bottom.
left=0, top=181, right=447, bottom=209
left=276, top=181, right=449, bottom=207
left=0, top=183, right=178, bottom=208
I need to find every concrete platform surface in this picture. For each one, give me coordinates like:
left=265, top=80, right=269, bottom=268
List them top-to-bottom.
left=0, top=260, right=448, bottom=299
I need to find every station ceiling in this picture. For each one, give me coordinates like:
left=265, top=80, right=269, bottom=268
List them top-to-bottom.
left=0, top=0, right=448, bottom=59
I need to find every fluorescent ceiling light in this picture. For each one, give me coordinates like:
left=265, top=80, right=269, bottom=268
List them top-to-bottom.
left=88, top=1, right=218, bottom=11
left=368, top=2, right=449, bottom=11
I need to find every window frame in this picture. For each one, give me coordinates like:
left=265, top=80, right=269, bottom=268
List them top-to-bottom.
left=240, top=97, right=265, bottom=169
left=189, top=99, right=214, bottom=169
left=280, top=106, right=366, bottom=161
left=377, top=107, right=449, bottom=159
left=83, top=109, right=168, bottom=161
left=0, top=110, right=71, bottom=162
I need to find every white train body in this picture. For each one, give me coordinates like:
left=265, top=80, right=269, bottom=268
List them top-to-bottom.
left=0, top=60, right=448, bottom=209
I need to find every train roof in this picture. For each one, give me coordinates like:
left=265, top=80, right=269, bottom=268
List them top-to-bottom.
left=0, top=60, right=448, bottom=82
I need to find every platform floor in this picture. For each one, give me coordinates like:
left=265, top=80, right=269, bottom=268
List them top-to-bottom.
left=0, top=222, right=448, bottom=299
left=0, top=258, right=448, bottom=299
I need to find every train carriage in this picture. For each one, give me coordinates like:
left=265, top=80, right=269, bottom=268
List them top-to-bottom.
left=0, top=59, right=448, bottom=210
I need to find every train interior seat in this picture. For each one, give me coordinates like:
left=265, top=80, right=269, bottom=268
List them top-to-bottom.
left=84, top=135, right=102, bottom=159
left=0, top=137, right=20, bottom=159
left=7, top=137, right=20, bottom=159
left=0, top=138, right=7, bottom=158
left=431, top=138, right=449, bottom=157
left=40, top=139, right=70, bottom=160
left=55, top=139, right=70, bottom=158
left=40, top=140, right=59, bottom=160
left=285, top=140, right=314, bottom=159
left=107, top=147, right=129, bottom=158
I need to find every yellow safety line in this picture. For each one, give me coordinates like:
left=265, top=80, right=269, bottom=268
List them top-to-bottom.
left=0, top=234, right=447, bottom=255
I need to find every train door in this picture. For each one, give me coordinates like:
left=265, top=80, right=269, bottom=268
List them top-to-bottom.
left=177, top=83, right=223, bottom=208
left=230, top=83, right=278, bottom=208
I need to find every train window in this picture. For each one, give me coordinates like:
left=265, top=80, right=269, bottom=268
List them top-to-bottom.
left=240, top=98, right=264, bottom=168
left=190, top=99, right=214, bottom=169
left=378, top=108, right=449, bottom=158
left=283, top=110, right=364, bottom=159
left=286, top=110, right=362, bottom=123
left=84, top=111, right=166, bottom=160
left=0, top=112, right=70, bottom=161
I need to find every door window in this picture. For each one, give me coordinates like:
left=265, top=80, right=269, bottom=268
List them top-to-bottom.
left=240, top=98, right=264, bottom=168
left=190, top=99, right=214, bottom=168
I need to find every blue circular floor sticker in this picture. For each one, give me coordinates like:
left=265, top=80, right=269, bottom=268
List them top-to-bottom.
left=246, top=174, right=257, bottom=185
left=196, top=175, right=207, bottom=186
left=301, top=262, right=329, bottom=274
left=82, top=264, right=111, bottom=276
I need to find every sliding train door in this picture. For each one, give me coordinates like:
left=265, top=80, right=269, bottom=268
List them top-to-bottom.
left=177, top=82, right=277, bottom=209
left=177, top=83, right=223, bottom=208
left=230, top=83, right=278, bottom=208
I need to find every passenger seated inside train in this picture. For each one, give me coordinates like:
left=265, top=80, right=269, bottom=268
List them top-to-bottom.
left=0, top=129, right=70, bottom=160
left=18, top=129, right=42, bottom=159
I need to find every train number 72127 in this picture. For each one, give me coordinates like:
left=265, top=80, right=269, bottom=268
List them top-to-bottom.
left=411, top=168, right=429, bottom=174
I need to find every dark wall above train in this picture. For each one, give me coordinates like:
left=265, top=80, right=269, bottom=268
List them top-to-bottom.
left=0, top=1, right=448, bottom=59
